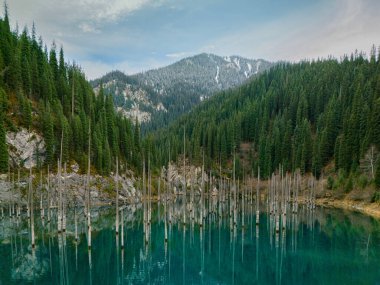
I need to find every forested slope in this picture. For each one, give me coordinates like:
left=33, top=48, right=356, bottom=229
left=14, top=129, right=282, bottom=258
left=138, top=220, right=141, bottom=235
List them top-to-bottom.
left=0, top=9, right=144, bottom=174
left=155, top=50, right=380, bottom=184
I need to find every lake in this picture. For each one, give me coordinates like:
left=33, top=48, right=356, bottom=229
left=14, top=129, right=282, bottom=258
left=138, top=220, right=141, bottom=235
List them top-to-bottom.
left=1, top=198, right=380, bottom=284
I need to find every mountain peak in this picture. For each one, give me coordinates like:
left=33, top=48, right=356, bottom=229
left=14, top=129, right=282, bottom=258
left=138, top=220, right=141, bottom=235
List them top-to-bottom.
left=91, top=54, right=273, bottom=128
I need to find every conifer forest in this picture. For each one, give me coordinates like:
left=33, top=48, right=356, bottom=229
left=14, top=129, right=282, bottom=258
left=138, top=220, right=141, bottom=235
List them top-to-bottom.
left=1, top=2, right=380, bottom=284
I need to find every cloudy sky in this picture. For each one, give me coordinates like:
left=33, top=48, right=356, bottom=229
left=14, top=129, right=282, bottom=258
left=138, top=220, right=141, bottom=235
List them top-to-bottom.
left=6, top=0, right=380, bottom=79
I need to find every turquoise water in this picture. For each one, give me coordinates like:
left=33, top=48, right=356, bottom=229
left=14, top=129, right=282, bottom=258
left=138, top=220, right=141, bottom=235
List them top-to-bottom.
left=1, top=201, right=380, bottom=285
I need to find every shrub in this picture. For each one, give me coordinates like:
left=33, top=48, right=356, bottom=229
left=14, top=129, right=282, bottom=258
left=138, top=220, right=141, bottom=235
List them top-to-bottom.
left=375, top=159, right=380, bottom=189
left=357, top=175, right=368, bottom=189
left=327, top=176, right=334, bottom=190
left=344, top=176, right=353, bottom=193
left=372, top=191, right=380, bottom=203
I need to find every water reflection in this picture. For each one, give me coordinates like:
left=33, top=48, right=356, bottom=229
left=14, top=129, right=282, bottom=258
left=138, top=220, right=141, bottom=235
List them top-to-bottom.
left=0, top=199, right=380, bottom=284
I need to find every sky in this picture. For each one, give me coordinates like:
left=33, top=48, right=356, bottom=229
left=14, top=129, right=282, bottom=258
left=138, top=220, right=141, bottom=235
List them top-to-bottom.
left=5, top=0, right=380, bottom=79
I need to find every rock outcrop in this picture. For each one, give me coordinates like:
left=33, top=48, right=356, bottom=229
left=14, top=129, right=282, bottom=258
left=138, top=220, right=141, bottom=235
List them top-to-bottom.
left=6, top=128, right=46, bottom=169
left=163, top=160, right=209, bottom=194
left=0, top=171, right=140, bottom=205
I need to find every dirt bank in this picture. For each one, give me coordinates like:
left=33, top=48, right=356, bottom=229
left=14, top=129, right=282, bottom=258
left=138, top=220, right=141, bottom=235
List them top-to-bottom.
left=315, top=198, right=380, bottom=219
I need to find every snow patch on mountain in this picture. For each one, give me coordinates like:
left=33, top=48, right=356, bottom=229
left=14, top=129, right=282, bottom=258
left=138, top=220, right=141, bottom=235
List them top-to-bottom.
left=224, top=56, right=231, bottom=63
left=233, top=57, right=241, bottom=70
left=255, top=60, right=262, bottom=74
left=247, top=63, right=252, bottom=72
left=215, top=66, right=220, bottom=84
left=156, top=102, right=167, bottom=112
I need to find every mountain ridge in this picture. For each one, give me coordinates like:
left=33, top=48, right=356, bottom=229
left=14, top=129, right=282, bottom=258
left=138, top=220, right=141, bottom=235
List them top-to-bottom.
left=91, top=53, right=273, bottom=131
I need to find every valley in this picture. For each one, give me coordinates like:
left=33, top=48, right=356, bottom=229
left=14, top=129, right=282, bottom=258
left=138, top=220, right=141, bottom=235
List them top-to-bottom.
left=1, top=1, right=380, bottom=284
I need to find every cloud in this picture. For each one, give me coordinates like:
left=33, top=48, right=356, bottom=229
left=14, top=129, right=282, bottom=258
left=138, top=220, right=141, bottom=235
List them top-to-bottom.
left=7, top=0, right=380, bottom=81
left=7, top=0, right=170, bottom=40
left=7, top=0, right=176, bottom=69
left=77, top=0, right=153, bottom=22
left=203, top=0, right=380, bottom=62
left=276, top=0, right=380, bottom=61
left=79, top=23, right=101, bottom=34
left=165, top=52, right=190, bottom=58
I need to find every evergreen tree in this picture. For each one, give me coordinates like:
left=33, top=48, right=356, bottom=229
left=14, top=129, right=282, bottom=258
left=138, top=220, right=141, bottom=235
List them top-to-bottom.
left=20, top=27, right=32, bottom=97
left=49, top=42, right=58, bottom=82
left=0, top=87, right=8, bottom=113
left=23, top=98, right=32, bottom=129
left=372, top=99, right=380, bottom=149
left=42, top=105, right=54, bottom=166
left=60, top=115, right=70, bottom=162
left=134, top=118, right=140, bottom=153
left=94, top=130, right=103, bottom=173
left=103, top=138, right=111, bottom=175
left=375, top=159, right=380, bottom=190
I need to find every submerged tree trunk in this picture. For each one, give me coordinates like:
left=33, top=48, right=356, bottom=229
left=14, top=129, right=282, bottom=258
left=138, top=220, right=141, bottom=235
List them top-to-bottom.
left=115, top=157, right=119, bottom=235
left=30, top=168, right=35, bottom=248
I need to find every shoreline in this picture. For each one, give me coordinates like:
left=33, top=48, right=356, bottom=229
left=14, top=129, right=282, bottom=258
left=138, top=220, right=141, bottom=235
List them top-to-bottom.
left=2, top=174, right=380, bottom=220
left=315, top=198, right=380, bottom=219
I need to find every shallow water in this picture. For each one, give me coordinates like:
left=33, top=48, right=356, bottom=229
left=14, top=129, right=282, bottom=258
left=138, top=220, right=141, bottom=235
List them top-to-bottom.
left=1, top=200, right=380, bottom=285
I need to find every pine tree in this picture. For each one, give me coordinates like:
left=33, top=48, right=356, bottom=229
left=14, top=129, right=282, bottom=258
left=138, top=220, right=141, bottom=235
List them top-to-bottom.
left=20, top=27, right=32, bottom=97
left=49, top=42, right=58, bottom=82
left=58, top=46, right=66, bottom=78
left=0, top=87, right=8, bottom=113
left=23, top=97, right=32, bottom=129
left=372, top=99, right=380, bottom=149
left=43, top=105, right=54, bottom=166
left=60, top=115, right=70, bottom=162
left=71, top=115, right=83, bottom=155
left=134, top=118, right=140, bottom=153
left=94, top=130, right=103, bottom=173
left=312, top=134, right=323, bottom=178
left=103, top=138, right=111, bottom=175
left=375, top=159, right=380, bottom=190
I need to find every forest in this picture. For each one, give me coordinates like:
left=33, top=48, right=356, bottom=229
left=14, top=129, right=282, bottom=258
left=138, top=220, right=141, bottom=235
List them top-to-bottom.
left=0, top=7, right=146, bottom=175
left=154, top=49, right=380, bottom=192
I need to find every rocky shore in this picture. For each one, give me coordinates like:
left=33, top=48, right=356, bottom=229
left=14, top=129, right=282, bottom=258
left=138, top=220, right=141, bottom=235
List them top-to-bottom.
left=0, top=171, right=141, bottom=207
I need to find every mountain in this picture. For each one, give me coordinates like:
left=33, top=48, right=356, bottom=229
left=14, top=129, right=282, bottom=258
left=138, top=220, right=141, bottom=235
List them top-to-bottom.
left=153, top=52, right=380, bottom=190
left=91, top=53, right=273, bottom=131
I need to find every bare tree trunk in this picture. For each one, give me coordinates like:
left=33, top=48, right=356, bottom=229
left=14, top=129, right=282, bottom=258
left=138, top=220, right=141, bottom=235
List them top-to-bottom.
left=87, top=120, right=92, bottom=249
left=183, top=126, right=186, bottom=225
left=115, top=157, right=119, bottom=235
left=58, top=159, right=62, bottom=233
left=62, top=163, right=67, bottom=232
left=47, top=166, right=51, bottom=222
left=256, top=167, right=260, bottom=225
left=30, top=168, right=35, bottom=248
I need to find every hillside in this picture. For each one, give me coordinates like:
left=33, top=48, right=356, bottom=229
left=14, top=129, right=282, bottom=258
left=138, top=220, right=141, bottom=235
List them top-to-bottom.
left=1, top=6, right=380, bottom=197
left=0, top=11, right=144, bottom=174
left=154, top=50, right=380, bottom=191
left=91, top=54, right=272, bottom=132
